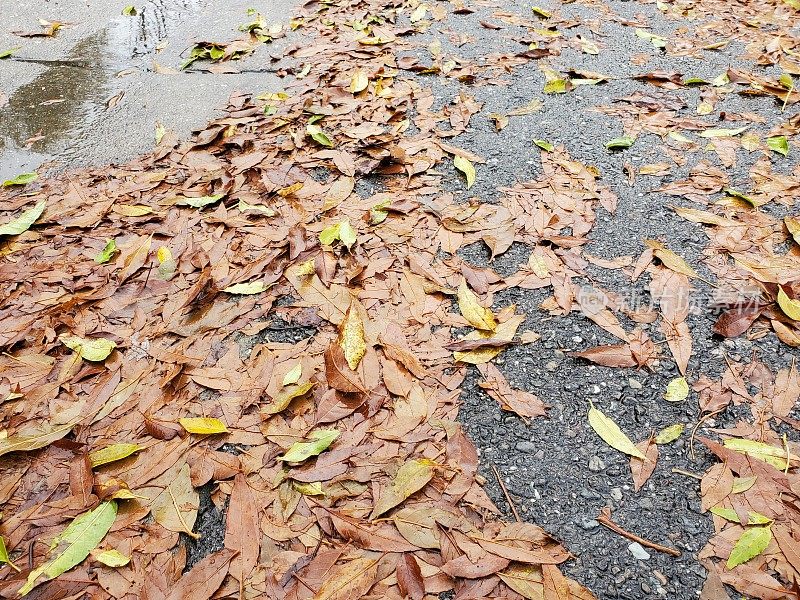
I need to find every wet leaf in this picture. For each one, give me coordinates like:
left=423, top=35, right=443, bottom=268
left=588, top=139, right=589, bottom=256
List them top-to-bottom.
left=307, top=123, right=333, bottom=147
left=767, top=135, right=789, bottom=157
left=606, top=136, right=635, bottom=150
left=533, top=139, right=554, bottom=152
left=454, top=155, right=476, bottom=188
left=2, top=172, right=37, bottom=187
left=0, top=199, right=46, bottom=236
left=95, top=239, right=118, bottom=264
left=457, top=278, right=497, bottom=331
left=222, top=281, right=268, bottom=295
left=777, top=287, right=800, bottom=321
left=59, top=335, right=116, bottom=362
left=282, top=363, right=302, bottom=386
left=664, top=376, right=689, bottom=402
left=588, top=401, right=646, bottom=459
left=179, top=417, right=229, bottom=434
left=655, top=423, right=684, bottom=444
left=278, top=429, right=339, bottom=462
left=630, top=438, right=658, bottom=492
left=89, top=443, right=142, bottom=468
left=371, top=458, right=436, bottom=518
left=18, top=501, right=117, bottom=596
left=727, top=526, right=772, bottom=569
left=94, top=549, right=130, bottom=567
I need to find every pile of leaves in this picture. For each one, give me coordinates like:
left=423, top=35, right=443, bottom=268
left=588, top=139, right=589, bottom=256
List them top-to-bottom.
left=2, top=0, right=800, bottom=597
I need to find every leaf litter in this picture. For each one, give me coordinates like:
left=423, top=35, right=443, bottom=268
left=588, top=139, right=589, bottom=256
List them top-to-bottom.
left=2, top=0, right=800, bottom=597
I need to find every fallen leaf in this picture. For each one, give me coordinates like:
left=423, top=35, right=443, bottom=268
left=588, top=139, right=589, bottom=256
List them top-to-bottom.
left=767, top=135, right=789, bottom=157
left=454, top=155, right=476, bottom=188
left=2, top=172, right=37, bottom=187
left=0, top=199, right=46, bottom=236
left=457, top=278, right=497, bottom=331
left=223, top=281, right=268, bottom=294
left=59, top=335, right=116, bottom=362
left=664, top=376, right=689, bottom=402
left=588, top=401, right=646, bottom=459
left=179, top=417, right=229, bottom=434
left=655, top=423, right=684, bottom=444
left=278, top=429, right=340, bottom=462
left=89, top=443, right=141, bottom=468
left=371, top=458, right=436, bottom=519
left=727, top=525, right=772, bottom=569
left=94, top=549, right=130, bottom=567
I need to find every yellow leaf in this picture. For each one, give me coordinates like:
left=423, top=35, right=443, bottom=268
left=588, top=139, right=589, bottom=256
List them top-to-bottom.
left=349, top=68, right=369, bottom=93
left=453, top=155, right=476, bottom=189
left=113, top=204, right=153, bottom=217
left=786, top=216, right=800, bottom=245
left=645, top=240, right=699, bottom=278
left=156, top=246, right=172, bottom=263
left=457, top=279, right=497, bottom=331
left=223, top=281, right=268, bottom=295
left=777, top=287, right=800, bottom=321
left=338, top=301, right=366, bottom=370
left=454, top=314, right=523, bottom=364
left=59, top=335, right=116, bottom=362
left=283, top=363, right=303, bottom=386
left=664, top=376, right=689, bottom=402
left=262, top=381, right=316, bottom=416
left=588, top=401, right=646, bottom=459
left=179, top=417, right=229, bottom=435
left=654, top=423, right=684, bottom=444
left=724, top=438, right=800, bottom=470
left=89, top=443, right=142, bottom=468
left=371, top=458, right=436, bottom=518
left=727, top=526, right=772, bottom=569
left=94, top=549, right=130, bottom=567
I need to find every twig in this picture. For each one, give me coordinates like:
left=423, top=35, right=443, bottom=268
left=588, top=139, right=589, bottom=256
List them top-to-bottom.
left=491, top=464, right=521, bottom=522
left=671, top=467, right=703, bottom=480
left=596, top=507, right=681, bottom=557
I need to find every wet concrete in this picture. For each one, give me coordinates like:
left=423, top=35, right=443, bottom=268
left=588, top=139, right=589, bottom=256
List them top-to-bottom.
left=0, top=0, right=298, bottom=179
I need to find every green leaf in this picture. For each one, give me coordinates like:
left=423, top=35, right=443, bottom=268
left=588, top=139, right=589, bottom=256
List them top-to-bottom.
left=785, top=0, right=800, bottom=9
left=122, top=5, right=137, bottom=15
left=531, top=6, right=552, bottom=17
left=635, top=28, right=667, bottom=48
left=0, top=47, right=20, bottom=59
left=683, top=77, right=709, bottom=85
left=543, top=78, right=568, bottom=94
left=306, top=123, right=333, bottom=147
left=699, top=126, right=749, bottom=138
left=767, top=135, right=789, bottom=157
left=605, top=136, right=635, bottom=150
left=533, top=139, right=554, bottom=152
left=453, top=155, right=476, bottom=189
left=2, top=172, right=37, bottom=186
left=723, top=187, right=757, bottom=206
left=175, top=193, right=225, bottom=209
left=0, top=199, right=46, bottom=236
left=370, top=200, right=390, bottom=224
left=319, top=220, right=356, bottom=248
left=95, top=239, right=118, bottom=264
left=223, top=281, right=268, bottom=295
left=59, top=335, right=116, bottom=362
left=664, top=376, right=689, bottom=402
left=262, top=381, right=315, bottom=415
left=588, top=401, right=646, bottom=459
left=179, top=417, right=229, bottom=434
left=655, top=423, right=684, bottom=444
left=278, top=429, right=339, bottom=463
left=89, top=443, right=142, bottom=468
left=18, top=501, right=117, bottom=596
left=710, top=507, right=772, bottom=525
left=727, top=525, right=772, bottom=570
left=0, top=535, right=19, bottom=571
left=94, top=549, right=130, bottom=567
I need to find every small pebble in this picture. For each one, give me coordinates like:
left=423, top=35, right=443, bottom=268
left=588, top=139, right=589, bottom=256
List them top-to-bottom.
left=628, top=378, right=642, bottom=389
left=516, top=441, right=537, bottom=453
left=588, top=455, right=606, bottom=472
left=610, top=487, right=623, bottom=501
left=628, top=542, right=650, bottom=560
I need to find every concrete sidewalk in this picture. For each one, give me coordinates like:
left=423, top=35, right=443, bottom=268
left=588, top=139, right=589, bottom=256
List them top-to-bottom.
left=0, top=0, right=298, bottom=180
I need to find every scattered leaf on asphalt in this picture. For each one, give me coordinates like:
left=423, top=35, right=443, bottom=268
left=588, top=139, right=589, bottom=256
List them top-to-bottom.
left=767, top=135, right=789, bottom=157
left=453, top=155, right=476, bottom=188
left=664, top=376, right=689, bottom=402
left=588, top=401, right=646, bottom=459
left=655, top=423, right=684, bottom=444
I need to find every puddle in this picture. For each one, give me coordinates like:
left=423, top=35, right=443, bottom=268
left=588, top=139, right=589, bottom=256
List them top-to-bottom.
left=0, top=0, right=205, bottom=180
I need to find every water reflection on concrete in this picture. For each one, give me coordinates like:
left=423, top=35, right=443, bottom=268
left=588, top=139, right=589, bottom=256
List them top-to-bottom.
left=0, top=0, right=205, bottom=178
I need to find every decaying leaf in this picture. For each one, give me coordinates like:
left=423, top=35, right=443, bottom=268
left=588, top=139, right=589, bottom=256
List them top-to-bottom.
left=0, top=199, right=46, bottom=236
left=338, top=300, right=366, bottom=370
